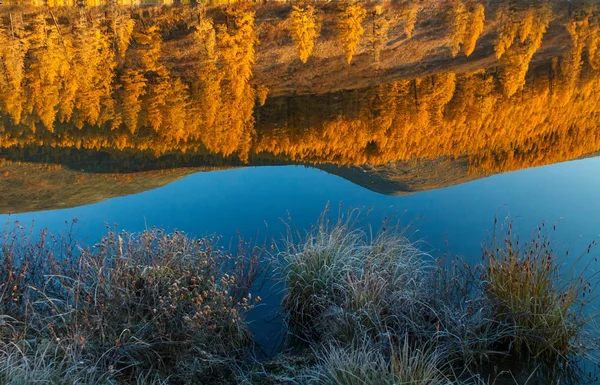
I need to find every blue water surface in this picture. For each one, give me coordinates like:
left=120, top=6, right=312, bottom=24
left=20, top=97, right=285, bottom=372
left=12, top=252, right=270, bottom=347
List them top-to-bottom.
left=2, top=157, right=600, bottom=349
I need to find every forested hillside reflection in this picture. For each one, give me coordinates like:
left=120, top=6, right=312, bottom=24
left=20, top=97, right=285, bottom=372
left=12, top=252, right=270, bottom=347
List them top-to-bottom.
left=1, top=0, right=600, bottom=190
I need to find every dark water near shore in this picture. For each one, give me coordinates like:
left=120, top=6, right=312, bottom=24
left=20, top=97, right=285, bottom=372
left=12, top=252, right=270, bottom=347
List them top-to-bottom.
left=2, top=0, right=600, bottom=380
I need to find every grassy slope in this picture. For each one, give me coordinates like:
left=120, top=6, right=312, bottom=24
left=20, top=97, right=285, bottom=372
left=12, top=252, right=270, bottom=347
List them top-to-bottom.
left=163, top=1, right=571, bottom=97
left=246, top=1, right=572, bottom=96
left=318, top=157, right=476, bottom=196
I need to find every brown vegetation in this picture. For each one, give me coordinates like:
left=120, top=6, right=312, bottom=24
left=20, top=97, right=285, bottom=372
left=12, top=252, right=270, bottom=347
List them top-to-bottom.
left=0, top=160, right=232, bottom=213
left=277, top=213, right=599, bottom=384
left=0, top=223, right=262, bottom=383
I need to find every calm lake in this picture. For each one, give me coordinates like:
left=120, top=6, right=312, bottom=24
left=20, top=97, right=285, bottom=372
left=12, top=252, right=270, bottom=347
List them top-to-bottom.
left=1, top=0, right=600, bottom=382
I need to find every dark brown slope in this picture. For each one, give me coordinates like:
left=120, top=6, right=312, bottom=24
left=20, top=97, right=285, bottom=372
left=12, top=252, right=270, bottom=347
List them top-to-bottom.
left=321, top=152, right=600, bottom=196
left=318, top=157, right=477, bottom=196
left=0, top=162, right=225, bottom=214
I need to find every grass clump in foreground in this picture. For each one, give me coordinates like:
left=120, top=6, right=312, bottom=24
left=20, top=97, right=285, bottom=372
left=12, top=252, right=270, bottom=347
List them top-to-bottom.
left=0, top=212, right=598, bottom=384
left=279, top=212, right=599, bottom=384
left=0, top=221, right=262, bottom=384
left=484, top=221, right=598, bottom=359
left=304, top=340, right=446, bottom=385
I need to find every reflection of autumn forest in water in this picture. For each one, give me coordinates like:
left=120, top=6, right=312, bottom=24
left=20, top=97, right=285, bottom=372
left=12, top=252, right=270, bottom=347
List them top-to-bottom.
left=2, top=0, right=600, bottom=180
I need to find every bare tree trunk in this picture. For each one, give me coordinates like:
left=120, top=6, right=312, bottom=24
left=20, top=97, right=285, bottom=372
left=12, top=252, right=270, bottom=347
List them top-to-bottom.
left=49, top=10, right=72, bottom=64
left=9, top=12, right=15, bottom=39
left=413, top=79, right=419, bottom=109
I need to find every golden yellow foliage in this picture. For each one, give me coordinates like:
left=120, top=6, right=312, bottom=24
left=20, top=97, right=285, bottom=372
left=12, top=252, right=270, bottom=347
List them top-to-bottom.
left=450, top=1, right=485, bottom=57
left=450, top=1, right=468, bottom=57
left=400, top=2, right=418, bottom=39
left=338, top=3, right=367, bottom=64
left=463, top=4, right=485, bottom=57
left=289, top=5, right=320, bottom=64
left=495, top=5, right=551, bottom=96
left=371, top=6, right=391, bottom=64
left=213, top=9, right=258, bottom=161
left=218, top=9, right=257, bottom=99
left=23, top=15, right=66, bottom=131
left=114, top=15, right=136, bottom=64
left=192, top=17, right=221, bottom=128
left=70, top=18, right=116, bottom=127
left=562, top=18, right=588, bottom=92
left=0, top=25, right=27, bottom=124
left=133, top=25, right=163, bottom=72
left=588, top=27, right=600, bottom=70
left=255, top=63, right=600, bottom=176
left=119, top=69, right=146, bottom=133
left=256, top=84, right=269, bottom=106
